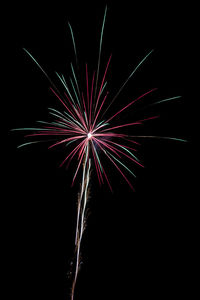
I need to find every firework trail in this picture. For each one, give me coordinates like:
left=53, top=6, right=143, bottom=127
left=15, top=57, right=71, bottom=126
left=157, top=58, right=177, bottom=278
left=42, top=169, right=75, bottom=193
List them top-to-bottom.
left=12, top=6, right=186, bottom=299
left=71, top=152, right=91, bottom=300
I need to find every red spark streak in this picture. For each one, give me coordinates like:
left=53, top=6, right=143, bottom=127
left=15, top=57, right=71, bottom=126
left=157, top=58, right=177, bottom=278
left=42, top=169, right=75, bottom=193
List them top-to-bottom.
left=95, top=54, right=112, bottom=112
left=86, top=64, right=90, bottom=112
left=89, top=71, right=96, bottom=130
left=50, top=87, right=76, bottom=120
left=106, top=88, right=157, bottom=123
left=92, top=92, right=109, bottom=130
left=102, top=116, right=159, bottom=132
left=48, top=136, right=84, bottom=149
left=94, top=137, right=144, bottom=168
left=94, top=138, right=134, bottom=191
left=59, top=139, right=86, bottom=168
left=72, top=141, right=88, bottom=185
left=91, top=141, right=113, bottom=191
left=91, top=142, right=104, bottom=185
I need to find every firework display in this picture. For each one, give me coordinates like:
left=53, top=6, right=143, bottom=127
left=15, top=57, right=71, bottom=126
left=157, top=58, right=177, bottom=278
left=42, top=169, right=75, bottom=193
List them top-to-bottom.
left=13, top=6, right=186, bottom=300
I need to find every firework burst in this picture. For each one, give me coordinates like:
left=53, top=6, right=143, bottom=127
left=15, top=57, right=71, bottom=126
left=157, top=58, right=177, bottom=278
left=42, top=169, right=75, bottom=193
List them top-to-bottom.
left=12, top=6, right=186, bottom=300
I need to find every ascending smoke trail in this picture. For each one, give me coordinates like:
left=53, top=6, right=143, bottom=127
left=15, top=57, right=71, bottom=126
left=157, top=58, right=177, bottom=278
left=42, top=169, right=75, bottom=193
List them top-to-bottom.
left=71, top=150, right=91, bottom=300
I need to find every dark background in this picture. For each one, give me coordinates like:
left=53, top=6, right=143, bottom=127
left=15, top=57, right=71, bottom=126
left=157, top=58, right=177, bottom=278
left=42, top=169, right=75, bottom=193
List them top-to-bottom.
left=6, top=1, right=194, bottom=299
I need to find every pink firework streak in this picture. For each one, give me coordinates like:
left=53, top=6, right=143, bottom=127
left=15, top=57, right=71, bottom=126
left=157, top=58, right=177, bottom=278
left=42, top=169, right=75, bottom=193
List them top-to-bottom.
left=13, top=6, right=185, bottom=300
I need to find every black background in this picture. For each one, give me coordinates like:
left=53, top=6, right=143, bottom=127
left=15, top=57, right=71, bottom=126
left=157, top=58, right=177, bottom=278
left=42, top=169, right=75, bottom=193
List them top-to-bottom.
left=6, top=1, right=194, bottom=299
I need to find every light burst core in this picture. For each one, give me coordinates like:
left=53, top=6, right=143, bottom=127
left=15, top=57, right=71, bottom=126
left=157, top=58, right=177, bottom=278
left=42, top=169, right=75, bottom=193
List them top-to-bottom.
left=87, top=132, right=93, bottom=139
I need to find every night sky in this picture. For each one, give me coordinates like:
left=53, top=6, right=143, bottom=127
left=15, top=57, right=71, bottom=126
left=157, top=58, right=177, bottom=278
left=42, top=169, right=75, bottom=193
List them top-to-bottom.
left=6, top=1, right=193, bottom=299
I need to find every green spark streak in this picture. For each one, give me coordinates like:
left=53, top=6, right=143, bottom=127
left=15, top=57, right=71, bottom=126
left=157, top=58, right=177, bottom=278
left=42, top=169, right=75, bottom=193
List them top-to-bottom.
left=95, top=5, right=107, bottom=99
left=99, top=6, right=107, bottom=58
left=68, top=22, right=78, bottom=66
left=23, top=48, right=60, bottom=94
left=23, top=48, right=49, bottom=79
left=102, top=49, right=154, bottom=116
left=127, top=50, right=154, bottom=80
left=71, top=63, right=81, bottom=101
left=55, top=72, right=76, bottom=106
left=61, top=74, right=67, bottom=87
left=70, top=77, right=81, bottom=107
left=100, top=81, right=107, bottom=97
left=150, top=95, right=182, bottom=107
left=48, top=107, right=70, bottom=121
left=48, top=107, right=86, bottom=132
left=48, top=108, right=84, bottom=130
left=48, top=110, right=70, bottom=122
left=48, top=111, right=76, bottom=128
left=84, top=111, right=88, bottom=125
left=63, top=113, right=85, bottom=131
left=36, top=120, right=69, bottom=129
left=37, top=120, right=52, bottom=125
left=95, top=120, right=108, bottom=128
left=51, top=121, right=70, bottom=129
left=11, top=127, right=48, bottom=131
left=130, top=136, right=187, bottom=142
left=65, top=139, right=77, bottom=147
left=17, top=141, right=41, bottom=149
left=92, top=142, right=103, bottom=173
left=114, top=143, right=140, bottom=162
left=105, top=150, right=136, bottom=177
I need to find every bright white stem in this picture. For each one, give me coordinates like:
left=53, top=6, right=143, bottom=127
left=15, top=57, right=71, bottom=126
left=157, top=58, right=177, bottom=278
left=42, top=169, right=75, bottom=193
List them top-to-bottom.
left=71, top=150, right=91, bottom=300
left=75, top=154, right=87, bottom=245
left=80, top=159, right=91, bottom=241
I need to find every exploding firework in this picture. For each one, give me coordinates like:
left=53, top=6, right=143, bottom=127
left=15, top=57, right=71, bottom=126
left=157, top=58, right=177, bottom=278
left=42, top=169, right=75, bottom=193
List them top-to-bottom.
left=12, top=6, right=186, bottom=300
